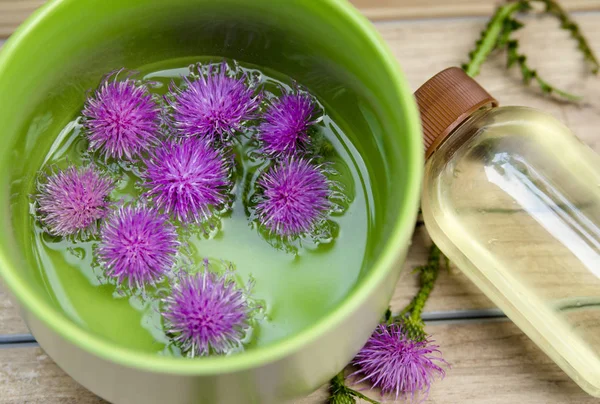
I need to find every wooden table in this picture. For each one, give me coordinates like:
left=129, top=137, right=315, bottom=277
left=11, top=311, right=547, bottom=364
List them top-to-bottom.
left=1, top=0, right=600, bottom=402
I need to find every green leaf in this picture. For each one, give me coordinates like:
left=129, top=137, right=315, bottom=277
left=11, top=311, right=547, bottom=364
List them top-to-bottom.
left=534, top=0, right=599, bottom=74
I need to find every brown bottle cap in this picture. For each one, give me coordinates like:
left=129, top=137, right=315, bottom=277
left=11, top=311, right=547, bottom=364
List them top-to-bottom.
left=415, top=67, right=498, bottom=158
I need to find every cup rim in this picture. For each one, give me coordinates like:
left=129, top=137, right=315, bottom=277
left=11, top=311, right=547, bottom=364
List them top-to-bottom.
left=0, top=0, right=423, bottom=375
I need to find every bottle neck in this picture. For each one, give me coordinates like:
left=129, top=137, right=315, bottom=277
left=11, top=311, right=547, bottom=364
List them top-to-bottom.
left=426, top=105, right=494, bottom=160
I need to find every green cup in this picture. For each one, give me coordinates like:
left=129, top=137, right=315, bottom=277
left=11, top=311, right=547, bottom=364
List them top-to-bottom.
left=0, top=0, right=422, bottom=402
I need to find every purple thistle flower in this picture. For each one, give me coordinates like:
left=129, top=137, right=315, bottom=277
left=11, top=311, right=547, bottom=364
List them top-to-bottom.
left=167, top=62, right=260, bottom=142
left=83, top=71, right=160, bottom=160
left=258, top=91, right=317, bottom=158
left=142, top=138, right=230, bottom=224
left=255, top=158, right=331, bottom=237
left=36, top=166, right=114, bottom=237
left=98, top=205, right=179, bottom=290
left=161, top=268, right=253, bottom=357
left=351, top=323, right=447, bottom=402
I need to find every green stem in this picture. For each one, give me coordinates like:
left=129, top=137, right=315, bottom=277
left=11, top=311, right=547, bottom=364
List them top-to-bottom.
left=463, top=0, right=530, bottom=77
left=463, top=0, right=597, bottom=102
left=535, top=0, right=600, bottom=74
left=506, top=37, right=583, bottom=101
left=393, top=244, right=442, bottom=324
left=410, top=244, right=442, bottom=322
left=398, top=301, right=414, bottom=319
left=329, top=371, right=381, bottom=404
left=328, top=372, right=353, bottom=404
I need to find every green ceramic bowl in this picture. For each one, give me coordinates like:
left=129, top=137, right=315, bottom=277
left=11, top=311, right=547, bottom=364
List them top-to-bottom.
left=0, top=0, right=422, bottom=402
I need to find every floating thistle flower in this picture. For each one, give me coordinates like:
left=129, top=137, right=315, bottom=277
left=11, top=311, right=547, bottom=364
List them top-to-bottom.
left=167, top=62, right=261, bottom=142
left=82, top=71, right=160, bottom=160
left=258, top=90, right=318, bottom=158
left=142, top=138, right=231, bottom=224
left=255, top=158, right=331, bottom=238
left=36, top=165, right=114, bottom=237
left=98, top=205, right=179, bottom=290
left=161, top=266, right=254, bottom=357
left=351, top=322, right=447, bottom=401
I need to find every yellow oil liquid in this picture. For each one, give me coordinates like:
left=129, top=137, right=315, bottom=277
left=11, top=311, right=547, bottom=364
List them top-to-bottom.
left=422, top=106, right=600, bottom=396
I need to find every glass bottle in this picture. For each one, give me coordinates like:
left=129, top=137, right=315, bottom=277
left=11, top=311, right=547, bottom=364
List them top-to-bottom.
left=418, top=67, right=600, bottom=396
